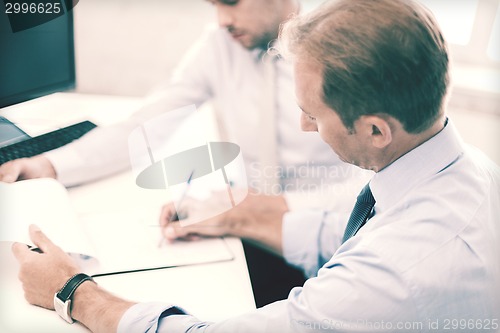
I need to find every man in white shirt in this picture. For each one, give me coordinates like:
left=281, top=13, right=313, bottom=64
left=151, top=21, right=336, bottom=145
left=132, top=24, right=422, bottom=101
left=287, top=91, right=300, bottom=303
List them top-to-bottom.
left=2, top=0, right=367, bottom=306
left=12, top=0, right=500, bottom=332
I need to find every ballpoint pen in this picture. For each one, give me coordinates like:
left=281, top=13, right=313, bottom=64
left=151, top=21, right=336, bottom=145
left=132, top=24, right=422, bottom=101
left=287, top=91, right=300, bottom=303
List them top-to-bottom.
left=158, top=170, right=195, bottom=248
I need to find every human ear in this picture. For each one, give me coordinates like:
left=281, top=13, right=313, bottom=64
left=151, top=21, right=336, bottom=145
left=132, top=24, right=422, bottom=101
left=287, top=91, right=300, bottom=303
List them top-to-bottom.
left=361, top=116, right=393, bottom=149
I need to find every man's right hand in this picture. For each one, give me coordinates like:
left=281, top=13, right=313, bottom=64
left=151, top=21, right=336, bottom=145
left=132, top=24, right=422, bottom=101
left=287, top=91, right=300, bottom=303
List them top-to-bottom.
left=0, top=155, right=56, bottom=182
left=159, top=192, right=289, bottom=256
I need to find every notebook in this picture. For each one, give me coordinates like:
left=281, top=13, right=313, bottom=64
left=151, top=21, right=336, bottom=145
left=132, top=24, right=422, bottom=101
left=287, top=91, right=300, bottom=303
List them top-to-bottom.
left=0, top=178, right=234, bottom=276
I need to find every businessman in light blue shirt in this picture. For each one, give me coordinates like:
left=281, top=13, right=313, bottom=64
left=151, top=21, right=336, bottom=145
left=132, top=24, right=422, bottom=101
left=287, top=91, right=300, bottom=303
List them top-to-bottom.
left=13, top=0, right=500, bottom=332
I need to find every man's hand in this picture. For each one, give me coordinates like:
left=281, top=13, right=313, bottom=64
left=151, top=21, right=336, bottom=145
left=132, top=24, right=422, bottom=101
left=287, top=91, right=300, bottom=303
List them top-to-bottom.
left=0, top=155, right=57, bottom=183
left=159, top=192, right=289, bottom=255
left=159, top=195, right=235, bottom=240
left=11, top=224, right=80, bottom=309
left=12, top=225, right=135, bottom=332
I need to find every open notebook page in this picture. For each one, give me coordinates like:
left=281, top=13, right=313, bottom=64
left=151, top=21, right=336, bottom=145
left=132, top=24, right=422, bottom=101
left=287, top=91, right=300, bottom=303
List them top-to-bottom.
left=0, top=178, right=233, bottom=276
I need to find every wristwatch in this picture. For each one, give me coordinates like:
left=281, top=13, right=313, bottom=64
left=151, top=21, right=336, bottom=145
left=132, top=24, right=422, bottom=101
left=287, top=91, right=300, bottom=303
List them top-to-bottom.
left=54, top=273, right=94, bottom=323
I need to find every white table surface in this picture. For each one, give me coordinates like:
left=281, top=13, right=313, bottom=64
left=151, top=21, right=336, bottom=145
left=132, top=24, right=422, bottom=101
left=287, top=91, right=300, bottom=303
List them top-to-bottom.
left=0, top=93, right=256, bottom=332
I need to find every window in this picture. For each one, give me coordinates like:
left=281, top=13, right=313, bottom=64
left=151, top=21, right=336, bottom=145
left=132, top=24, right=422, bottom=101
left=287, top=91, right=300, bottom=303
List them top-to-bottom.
left=419, top=0, right=478, bottom=46
left=420, top=0, right=499, bottom=69
left=487, top=4, right=500, bottom=61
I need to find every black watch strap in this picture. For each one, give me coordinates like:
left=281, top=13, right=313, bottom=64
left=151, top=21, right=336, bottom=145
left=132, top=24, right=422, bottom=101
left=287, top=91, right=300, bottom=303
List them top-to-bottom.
left=56, top=273, right=94, bottom=302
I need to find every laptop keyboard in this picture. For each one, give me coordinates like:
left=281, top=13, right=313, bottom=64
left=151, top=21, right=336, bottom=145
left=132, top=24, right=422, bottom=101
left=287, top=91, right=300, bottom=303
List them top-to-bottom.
left=0, top=120, right=97, bottom=165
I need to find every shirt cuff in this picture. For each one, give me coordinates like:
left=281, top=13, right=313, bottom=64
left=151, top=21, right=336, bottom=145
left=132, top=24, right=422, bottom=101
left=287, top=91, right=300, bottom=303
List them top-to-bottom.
left=44, top=145, right=86, bottom=187
left=282, top=209, right=325, bottom=277
left=117, top=302, right=188, bottom=333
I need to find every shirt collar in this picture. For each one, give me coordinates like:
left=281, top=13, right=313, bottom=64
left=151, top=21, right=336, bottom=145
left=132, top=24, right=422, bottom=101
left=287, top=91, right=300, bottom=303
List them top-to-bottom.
left=252, top=39, right=281, bottom=63
left=251, top=48, right=265, bottom=62
left=370, top=119, right=465, bottom=214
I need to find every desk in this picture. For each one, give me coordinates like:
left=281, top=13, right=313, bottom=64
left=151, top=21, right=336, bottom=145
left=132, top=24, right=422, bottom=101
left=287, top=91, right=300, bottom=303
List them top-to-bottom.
left=0, top=93, right=256, bottom=332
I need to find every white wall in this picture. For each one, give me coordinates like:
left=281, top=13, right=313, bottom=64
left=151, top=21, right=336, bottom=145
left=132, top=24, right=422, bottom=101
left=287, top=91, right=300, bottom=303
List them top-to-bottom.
left=73, top=0, right=213, bottom=96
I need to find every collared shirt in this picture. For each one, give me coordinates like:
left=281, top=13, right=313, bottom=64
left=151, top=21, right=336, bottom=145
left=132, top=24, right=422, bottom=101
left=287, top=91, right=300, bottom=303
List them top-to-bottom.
left=45, top=25, right=349, bottom=190
left=118, top=120, right=500, bottom=332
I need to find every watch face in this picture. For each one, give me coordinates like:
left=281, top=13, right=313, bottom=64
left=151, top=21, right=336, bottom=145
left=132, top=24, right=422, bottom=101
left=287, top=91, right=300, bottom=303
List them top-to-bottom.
left=54, top=294, right=74, bottom=324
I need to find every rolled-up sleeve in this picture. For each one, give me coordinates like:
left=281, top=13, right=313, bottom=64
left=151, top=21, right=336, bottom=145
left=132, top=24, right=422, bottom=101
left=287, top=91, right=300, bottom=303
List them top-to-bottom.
left=282, top=210, right=349, bottom=277
left=117, top=303, right=189, bottom=333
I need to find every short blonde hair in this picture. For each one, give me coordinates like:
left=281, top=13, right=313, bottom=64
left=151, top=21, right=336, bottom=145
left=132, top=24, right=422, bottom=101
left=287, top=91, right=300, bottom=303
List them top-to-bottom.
left=280, top=0, right=449, bottom=133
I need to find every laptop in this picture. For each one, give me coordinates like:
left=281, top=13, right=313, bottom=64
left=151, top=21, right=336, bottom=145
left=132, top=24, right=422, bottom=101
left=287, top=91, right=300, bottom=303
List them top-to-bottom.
left=0, top=116, right=30, bottom=148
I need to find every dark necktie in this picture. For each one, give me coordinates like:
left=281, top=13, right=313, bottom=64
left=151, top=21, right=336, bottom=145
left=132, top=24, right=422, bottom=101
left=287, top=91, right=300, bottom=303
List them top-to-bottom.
left=342, top=183, right=376, bottom=243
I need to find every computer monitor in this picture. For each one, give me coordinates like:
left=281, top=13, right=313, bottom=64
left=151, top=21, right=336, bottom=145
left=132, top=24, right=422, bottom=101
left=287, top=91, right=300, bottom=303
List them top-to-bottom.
left=0, top=5, right=75, bottom=108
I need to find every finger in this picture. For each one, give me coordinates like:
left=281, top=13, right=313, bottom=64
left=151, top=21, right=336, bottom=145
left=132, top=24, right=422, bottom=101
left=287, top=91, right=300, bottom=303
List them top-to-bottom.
left=0, top=161, right=22, bottom=183
left=159, top=203, right=176, bottom=227
left=163, top=215, right=224, bottom=240
left=163, top=222, right=192, bottom=240
left=29, top=224, right=56, bottom=253
left=164, top=226, right=213, bottom=241
left=183, top=235, right=202, bottom=241
left=11, top=242, right=32, bottom=262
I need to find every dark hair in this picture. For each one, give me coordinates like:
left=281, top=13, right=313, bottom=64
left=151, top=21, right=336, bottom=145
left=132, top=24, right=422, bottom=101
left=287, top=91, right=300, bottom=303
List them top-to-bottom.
left=280, top=0, right=449, bottom=133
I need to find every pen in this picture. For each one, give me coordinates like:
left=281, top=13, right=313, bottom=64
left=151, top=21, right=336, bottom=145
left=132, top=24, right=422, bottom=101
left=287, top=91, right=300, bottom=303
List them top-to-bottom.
left=158, top=170, right=195, bottom=248
left=28, top=245, right=43, bottom=253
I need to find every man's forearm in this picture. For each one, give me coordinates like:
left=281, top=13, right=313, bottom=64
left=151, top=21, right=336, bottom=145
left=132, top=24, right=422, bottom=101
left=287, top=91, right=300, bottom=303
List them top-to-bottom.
left=227, top=195, right=287, bottom=256
left=236, top=217, right=283, bottom=256
left=72, top=280, right=136, bottom=333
